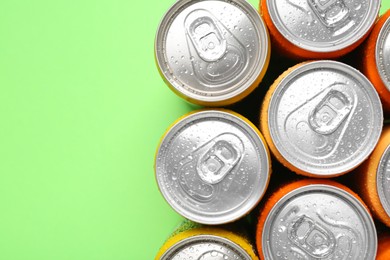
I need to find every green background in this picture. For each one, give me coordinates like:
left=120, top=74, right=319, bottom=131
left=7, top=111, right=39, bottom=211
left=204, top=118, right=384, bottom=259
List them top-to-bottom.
left=0, top=0, right=389, bottom=259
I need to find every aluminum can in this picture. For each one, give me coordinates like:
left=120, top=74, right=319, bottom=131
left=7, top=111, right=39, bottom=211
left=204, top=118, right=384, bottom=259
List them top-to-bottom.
left=155, top=0, right=270, bottom=106
left=260, top=0, right=380, bottom=59
left=361, top=9, right=390, bottom=114
left=260, top=60, right=383, bottom=177
left=155, top=109, right=271, bottom=224
left=356, top=125, right=390, bottom=227
left=256, top=179, right=377, bottom=260
left=155, top=220, right=258, bottom=259
left=377, top=232, right=390, bottom=260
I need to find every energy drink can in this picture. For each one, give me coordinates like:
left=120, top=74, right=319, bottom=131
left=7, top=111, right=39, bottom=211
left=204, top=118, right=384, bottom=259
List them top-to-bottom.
left=155, top=0, right=270, bottom=106
left=260, top=0, right=380, bottom=59
left=361, top=9, right=390, bottom=114
left=260, top=60, right=383, bottom=177
left=155, top=109, right=271, bottom=224
left=356, top=125, right=390, bottom=227
left=256, top=179, right=377, bottom=260
left=155, top=220, right=258, bottom=259
left=377, top=232, right=390, bottom=260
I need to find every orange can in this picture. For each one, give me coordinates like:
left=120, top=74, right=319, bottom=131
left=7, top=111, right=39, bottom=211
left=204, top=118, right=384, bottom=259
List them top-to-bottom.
left=260, top=0, right=380, bottom=59
left=361, top=9, right=390, bottom=114
left=260, top=60, right=383, bottom=177
left=355, top=125, right=390, bottom=227
left=256, top=179, right=377, bottom=260
left=155, top=219, right=259, bottom=259
left=377, top=232, right=390, bottom=260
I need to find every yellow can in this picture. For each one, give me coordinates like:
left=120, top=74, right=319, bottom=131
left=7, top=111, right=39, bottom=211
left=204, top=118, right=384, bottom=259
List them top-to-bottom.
left=155, top=220, right=258, bottom=259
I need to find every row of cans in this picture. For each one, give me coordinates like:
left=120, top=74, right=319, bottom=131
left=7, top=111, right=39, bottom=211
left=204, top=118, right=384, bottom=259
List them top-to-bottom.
left=155, top=0, right=390, bottom=112
left=155, top=178, right=390, bottom=259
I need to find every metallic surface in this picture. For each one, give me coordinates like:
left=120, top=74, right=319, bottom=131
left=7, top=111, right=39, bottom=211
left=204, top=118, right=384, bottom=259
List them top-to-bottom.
left=155, top=0, right=269, bottom=104
left=266, top=0, right=380, bottom=52
left=376, top=16, right=390, bottom=92
left=268, top=60, right=383, bottom=176
left=155, top=110, right=270, bottom=224
left=377, top=145, right=390, bottom=217
left=262, top=185, right=377, bottom=260
left=160, top=235, right=251, bottom=260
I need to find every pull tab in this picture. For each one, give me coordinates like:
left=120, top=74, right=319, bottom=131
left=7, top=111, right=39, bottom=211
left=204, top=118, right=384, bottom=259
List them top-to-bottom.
left=307, top=0, right=350, bottom=28
left=185, top=10, right=227, bottom=62
left=185, top=10, right=249, bottom=86
left=284, top=82, right=356, bottom=158
left=309, top=89, right=352, bottom=135
left=177, top=133, right=244, bottom=203
left=197, top=137, right=242, bottom=185
left=288, top=215, right=336, bottom=258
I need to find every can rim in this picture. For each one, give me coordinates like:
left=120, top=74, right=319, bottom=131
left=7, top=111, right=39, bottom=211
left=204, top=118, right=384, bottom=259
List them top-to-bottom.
left=155, top=0, right=270, bottom=104
left=266, top=0, right=380, bottom=53
left=375, top=16, right=390, bottom=92
left=268, top=60, right=383, bottom=176
left=155, top=109, right=270, bottom=224
left=377, top=144, right=390, bottom=217
left=262, top=184, right=378, bottom=260
left=160, top=234, right=251, bottom=260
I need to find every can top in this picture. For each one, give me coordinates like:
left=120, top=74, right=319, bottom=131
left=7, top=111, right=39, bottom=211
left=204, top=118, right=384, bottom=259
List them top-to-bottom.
left=155, top=0, right=269, bottom=105
left=266, top=0, right=379, bottom=53
left=376, top=16, right=390, bottom=92
left=267, top=60, right=383, bottom=176
left=155, top=110, right=270, bottom=224
left=377, top=145, right=390, bottom=217
left=262, top=184, right=377, bottom=260
left=160, top=235, right=251, bottom=260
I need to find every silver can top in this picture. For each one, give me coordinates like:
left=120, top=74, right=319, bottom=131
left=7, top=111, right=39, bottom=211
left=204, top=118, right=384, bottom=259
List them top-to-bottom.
left=155, top=0, right=269, bottom=105
left=266, top=0, right=380, bottom=53
left=376, top=16, right=390, bottom=92
left=267, top=60, right=383, bottom=176
left=155, top=110, right=270, bottom=224
left=377, top=145, right=390, bottom=217
left=262, top=184, right=377, bottom=260
left=160, top=235, right=251, bottom=260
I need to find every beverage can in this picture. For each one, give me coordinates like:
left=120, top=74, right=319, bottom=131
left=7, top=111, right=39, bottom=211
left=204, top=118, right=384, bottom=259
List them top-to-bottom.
left=155, top=0, right=270, bottom=106
left=260, top=0, right=380, bottom=59
left=361, top=9, right=390, bottom=113
left=260, top=60, right=383, bottom=177
left=155, top=109, right=271, bottom=224
left=356, top=125, right=390, bottom=227
left=256, top=179, right=377, bottom=260
left=155, top=219, right=258, bottom=259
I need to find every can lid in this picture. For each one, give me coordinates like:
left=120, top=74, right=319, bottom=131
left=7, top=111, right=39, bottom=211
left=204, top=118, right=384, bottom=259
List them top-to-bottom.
left=155, top=0, right=269, bottom=105
left=266, top=0, right=380, bottom=53
left=376, top=16, right=390, bottom=92
left=268, top=60, right=383, bottom=176
left=155, top=110, right=270, bottom=224
left=377, top=145, right=390, bottom=217
left=262, top=184, right=377, bottom=260
left=160, top=235, right=251, bottom=260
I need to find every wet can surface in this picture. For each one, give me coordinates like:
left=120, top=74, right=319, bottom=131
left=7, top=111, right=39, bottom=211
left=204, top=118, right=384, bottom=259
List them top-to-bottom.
left=155, top=0, right=270, bottom=106
left=260, top=0, right=380, bottom=59
left=361, top=9, right=390, bottom=113
left=260, top=60, right=383, bottom=177
left=155, top=109, right=271, bottom=224
left=356, top=125, right=390, bottom=227
left=256, top=179, right=377, bottom=260
left=155, top=220, right=258, bottom=259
